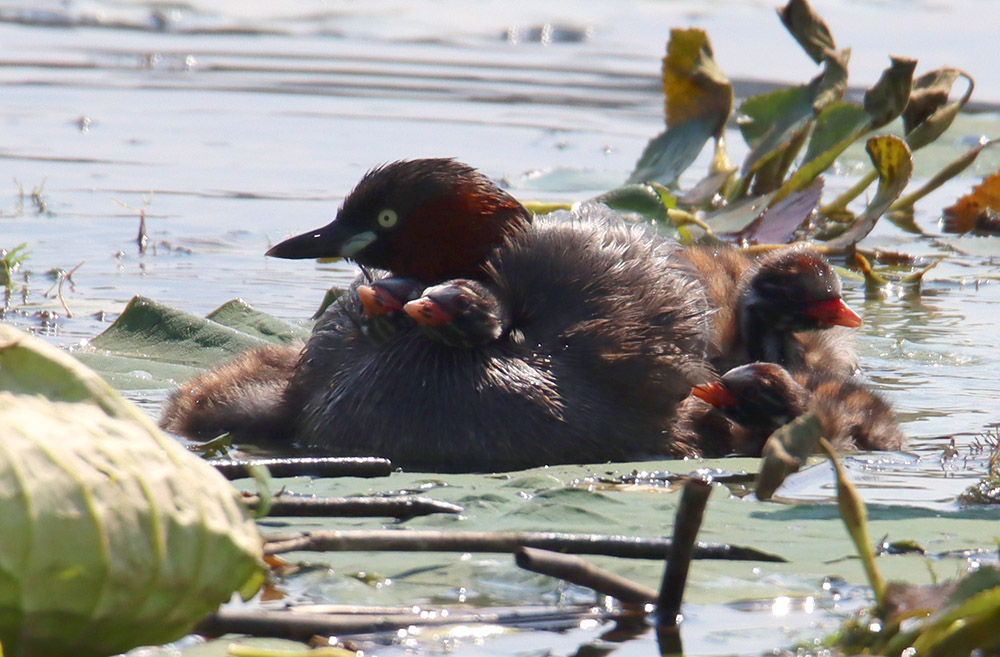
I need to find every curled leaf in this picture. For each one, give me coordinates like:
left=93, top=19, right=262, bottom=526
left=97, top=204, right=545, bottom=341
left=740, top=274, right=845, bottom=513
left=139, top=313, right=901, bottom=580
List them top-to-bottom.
left=778, top=0, right=837, bottom=63
left=863, top=57, right=916, bottom=129
left=904, top=68, right=974, bottom=150
left=822, top=135, right=913, bottom=251
left=854, top=252, right=889, bottom=288
left=755, top=412, right=823, bottom=501
left=817, top=437, right=886, bottom=612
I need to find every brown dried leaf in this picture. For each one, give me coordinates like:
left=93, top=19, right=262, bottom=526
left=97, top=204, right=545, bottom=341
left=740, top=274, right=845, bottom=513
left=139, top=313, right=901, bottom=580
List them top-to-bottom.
left=943, top=169, right=1000, bottom=234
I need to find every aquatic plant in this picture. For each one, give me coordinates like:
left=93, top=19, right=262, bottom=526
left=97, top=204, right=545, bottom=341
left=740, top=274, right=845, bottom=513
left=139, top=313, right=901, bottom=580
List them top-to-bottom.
left=607, top=0, right=982, bottom=254
left=0, top=244, right=29, bottom=310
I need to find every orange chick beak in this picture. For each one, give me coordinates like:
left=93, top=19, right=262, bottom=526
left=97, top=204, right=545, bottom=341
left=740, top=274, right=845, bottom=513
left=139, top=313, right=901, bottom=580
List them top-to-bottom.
left=404, top=297, right=453, bottom=327
left=804, top=298, right=863, bottom=328
left=691, top=381, right=739, bottom=408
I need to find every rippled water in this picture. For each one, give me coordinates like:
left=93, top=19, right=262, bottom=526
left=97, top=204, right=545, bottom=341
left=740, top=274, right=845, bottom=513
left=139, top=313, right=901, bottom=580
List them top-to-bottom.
left=2, top=0, right=1000, bottom=655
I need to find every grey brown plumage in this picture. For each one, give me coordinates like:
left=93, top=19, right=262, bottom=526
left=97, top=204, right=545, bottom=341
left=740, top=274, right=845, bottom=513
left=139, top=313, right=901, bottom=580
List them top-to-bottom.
left=286, top=209, right=715, bottom=470
left=684, top=245, right=860, bottom=377
left=159, top=344, right=300, bottom=443
left=680, top=362, right=905, bottom=456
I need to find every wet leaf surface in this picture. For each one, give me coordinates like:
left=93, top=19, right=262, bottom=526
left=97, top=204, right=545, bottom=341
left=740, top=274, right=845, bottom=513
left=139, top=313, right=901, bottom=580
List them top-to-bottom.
left=0, top=326, right=264, bottom=657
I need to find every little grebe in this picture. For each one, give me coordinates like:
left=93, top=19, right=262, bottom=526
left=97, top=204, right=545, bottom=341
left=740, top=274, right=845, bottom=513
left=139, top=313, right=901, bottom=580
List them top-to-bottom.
left=166, top=159, right=869, bottom=468
left=266, top=159, right=531, bottom=283
left=281, top=204, right=715, bottom=470
left=685, top=246, right=862, bottom=376
left=355, top=276, right=423, bottom=344
left=404, top=279, right=508, bottom=349
left=160, top=343, right=300, bottom=443
left=686, top=362, right=905, bottom=455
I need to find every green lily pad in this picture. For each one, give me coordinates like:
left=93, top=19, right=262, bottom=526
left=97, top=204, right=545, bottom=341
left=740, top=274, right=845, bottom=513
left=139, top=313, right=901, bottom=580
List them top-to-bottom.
left=591, top=184, right=674, bottom=223
left=77, top=295, right=308, bottom=391
left=206, top=298, right=309, bottom=345
left=0, top=325, right=264, bottom=657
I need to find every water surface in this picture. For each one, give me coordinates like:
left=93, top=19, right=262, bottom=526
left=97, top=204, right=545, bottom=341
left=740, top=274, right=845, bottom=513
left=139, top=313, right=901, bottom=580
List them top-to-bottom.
left=2, top=1, right=1000, bottom=655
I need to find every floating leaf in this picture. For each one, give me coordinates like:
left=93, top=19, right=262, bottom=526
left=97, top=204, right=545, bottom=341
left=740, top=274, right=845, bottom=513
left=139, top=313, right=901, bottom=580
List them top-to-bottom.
left=821, top=135, right=913, bottom=250
left=942, top=167, right=1000, bottom=234
left=90, top=296, right=272, bottom=367
left=206, top=298, right=308, bottom=345
left=0, top=325, right=264, bottom=657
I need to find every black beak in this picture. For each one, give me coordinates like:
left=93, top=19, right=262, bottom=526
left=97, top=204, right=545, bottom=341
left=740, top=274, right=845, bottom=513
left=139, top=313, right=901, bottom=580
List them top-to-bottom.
left=266, top=220, right=373, bottom=260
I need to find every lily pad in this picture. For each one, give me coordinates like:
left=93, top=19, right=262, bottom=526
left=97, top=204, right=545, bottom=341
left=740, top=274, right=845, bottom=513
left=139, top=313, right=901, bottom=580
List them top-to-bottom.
left=77, top=295, right=308, bottom=391
left=0, top=325, right=264, bottom=657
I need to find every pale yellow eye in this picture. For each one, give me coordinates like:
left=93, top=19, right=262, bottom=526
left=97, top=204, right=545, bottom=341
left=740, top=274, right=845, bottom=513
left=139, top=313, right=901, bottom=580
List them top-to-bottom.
left=377, top=209, right=398, bottom=229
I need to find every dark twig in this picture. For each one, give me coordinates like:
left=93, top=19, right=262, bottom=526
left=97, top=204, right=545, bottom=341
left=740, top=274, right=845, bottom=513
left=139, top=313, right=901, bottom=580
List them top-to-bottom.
left=137, top=209, right=147, bottom=254
left=212, top=456, right=393, bottom=480
left=657, top=474, right=714, bottom=628
left=242, top=494, right=463, bottom=519
left=262, top=529, right=784, bottom=562
left=514, top=547, right=657, bottom=605
left=196, top=605, right=614, bottom=641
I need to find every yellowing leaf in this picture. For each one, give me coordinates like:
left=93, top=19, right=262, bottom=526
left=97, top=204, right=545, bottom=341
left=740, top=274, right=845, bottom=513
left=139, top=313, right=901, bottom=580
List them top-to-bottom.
left=662, top=28, right=732, bottom=135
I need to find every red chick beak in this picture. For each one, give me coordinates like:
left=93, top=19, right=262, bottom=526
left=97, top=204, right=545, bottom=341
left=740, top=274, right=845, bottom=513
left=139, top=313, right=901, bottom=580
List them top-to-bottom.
left=358, top=285, right=404, bottom=316
left=404, top=297, right=453, bottom=327
left=804, top=298, right=863, bottom=328
left=691, top=381, right=739, bottom=408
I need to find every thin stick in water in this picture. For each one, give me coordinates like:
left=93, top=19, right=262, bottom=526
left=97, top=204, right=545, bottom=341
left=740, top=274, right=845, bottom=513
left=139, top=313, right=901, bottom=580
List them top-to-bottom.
left=514, top=546, right=657, bottom=605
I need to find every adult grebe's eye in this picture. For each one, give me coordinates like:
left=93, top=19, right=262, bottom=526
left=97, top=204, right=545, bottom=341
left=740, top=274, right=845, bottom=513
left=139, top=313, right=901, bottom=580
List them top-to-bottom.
left=377, top=209, right=398, bottom=229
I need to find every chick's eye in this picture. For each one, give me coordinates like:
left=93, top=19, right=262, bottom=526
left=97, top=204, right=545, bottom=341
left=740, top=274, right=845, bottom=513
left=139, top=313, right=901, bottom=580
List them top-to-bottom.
left=377, top=209, right=398, bottom=229
left=453, top=294, right=471, bottom=310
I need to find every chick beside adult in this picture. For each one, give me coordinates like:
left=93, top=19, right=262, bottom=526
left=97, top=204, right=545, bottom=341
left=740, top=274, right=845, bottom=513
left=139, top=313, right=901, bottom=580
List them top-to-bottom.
left=684, top=245, right=861, bottom=377
left=159, top=343, right=300, bottom=444
left=681, top=362, right=905, bottom=456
